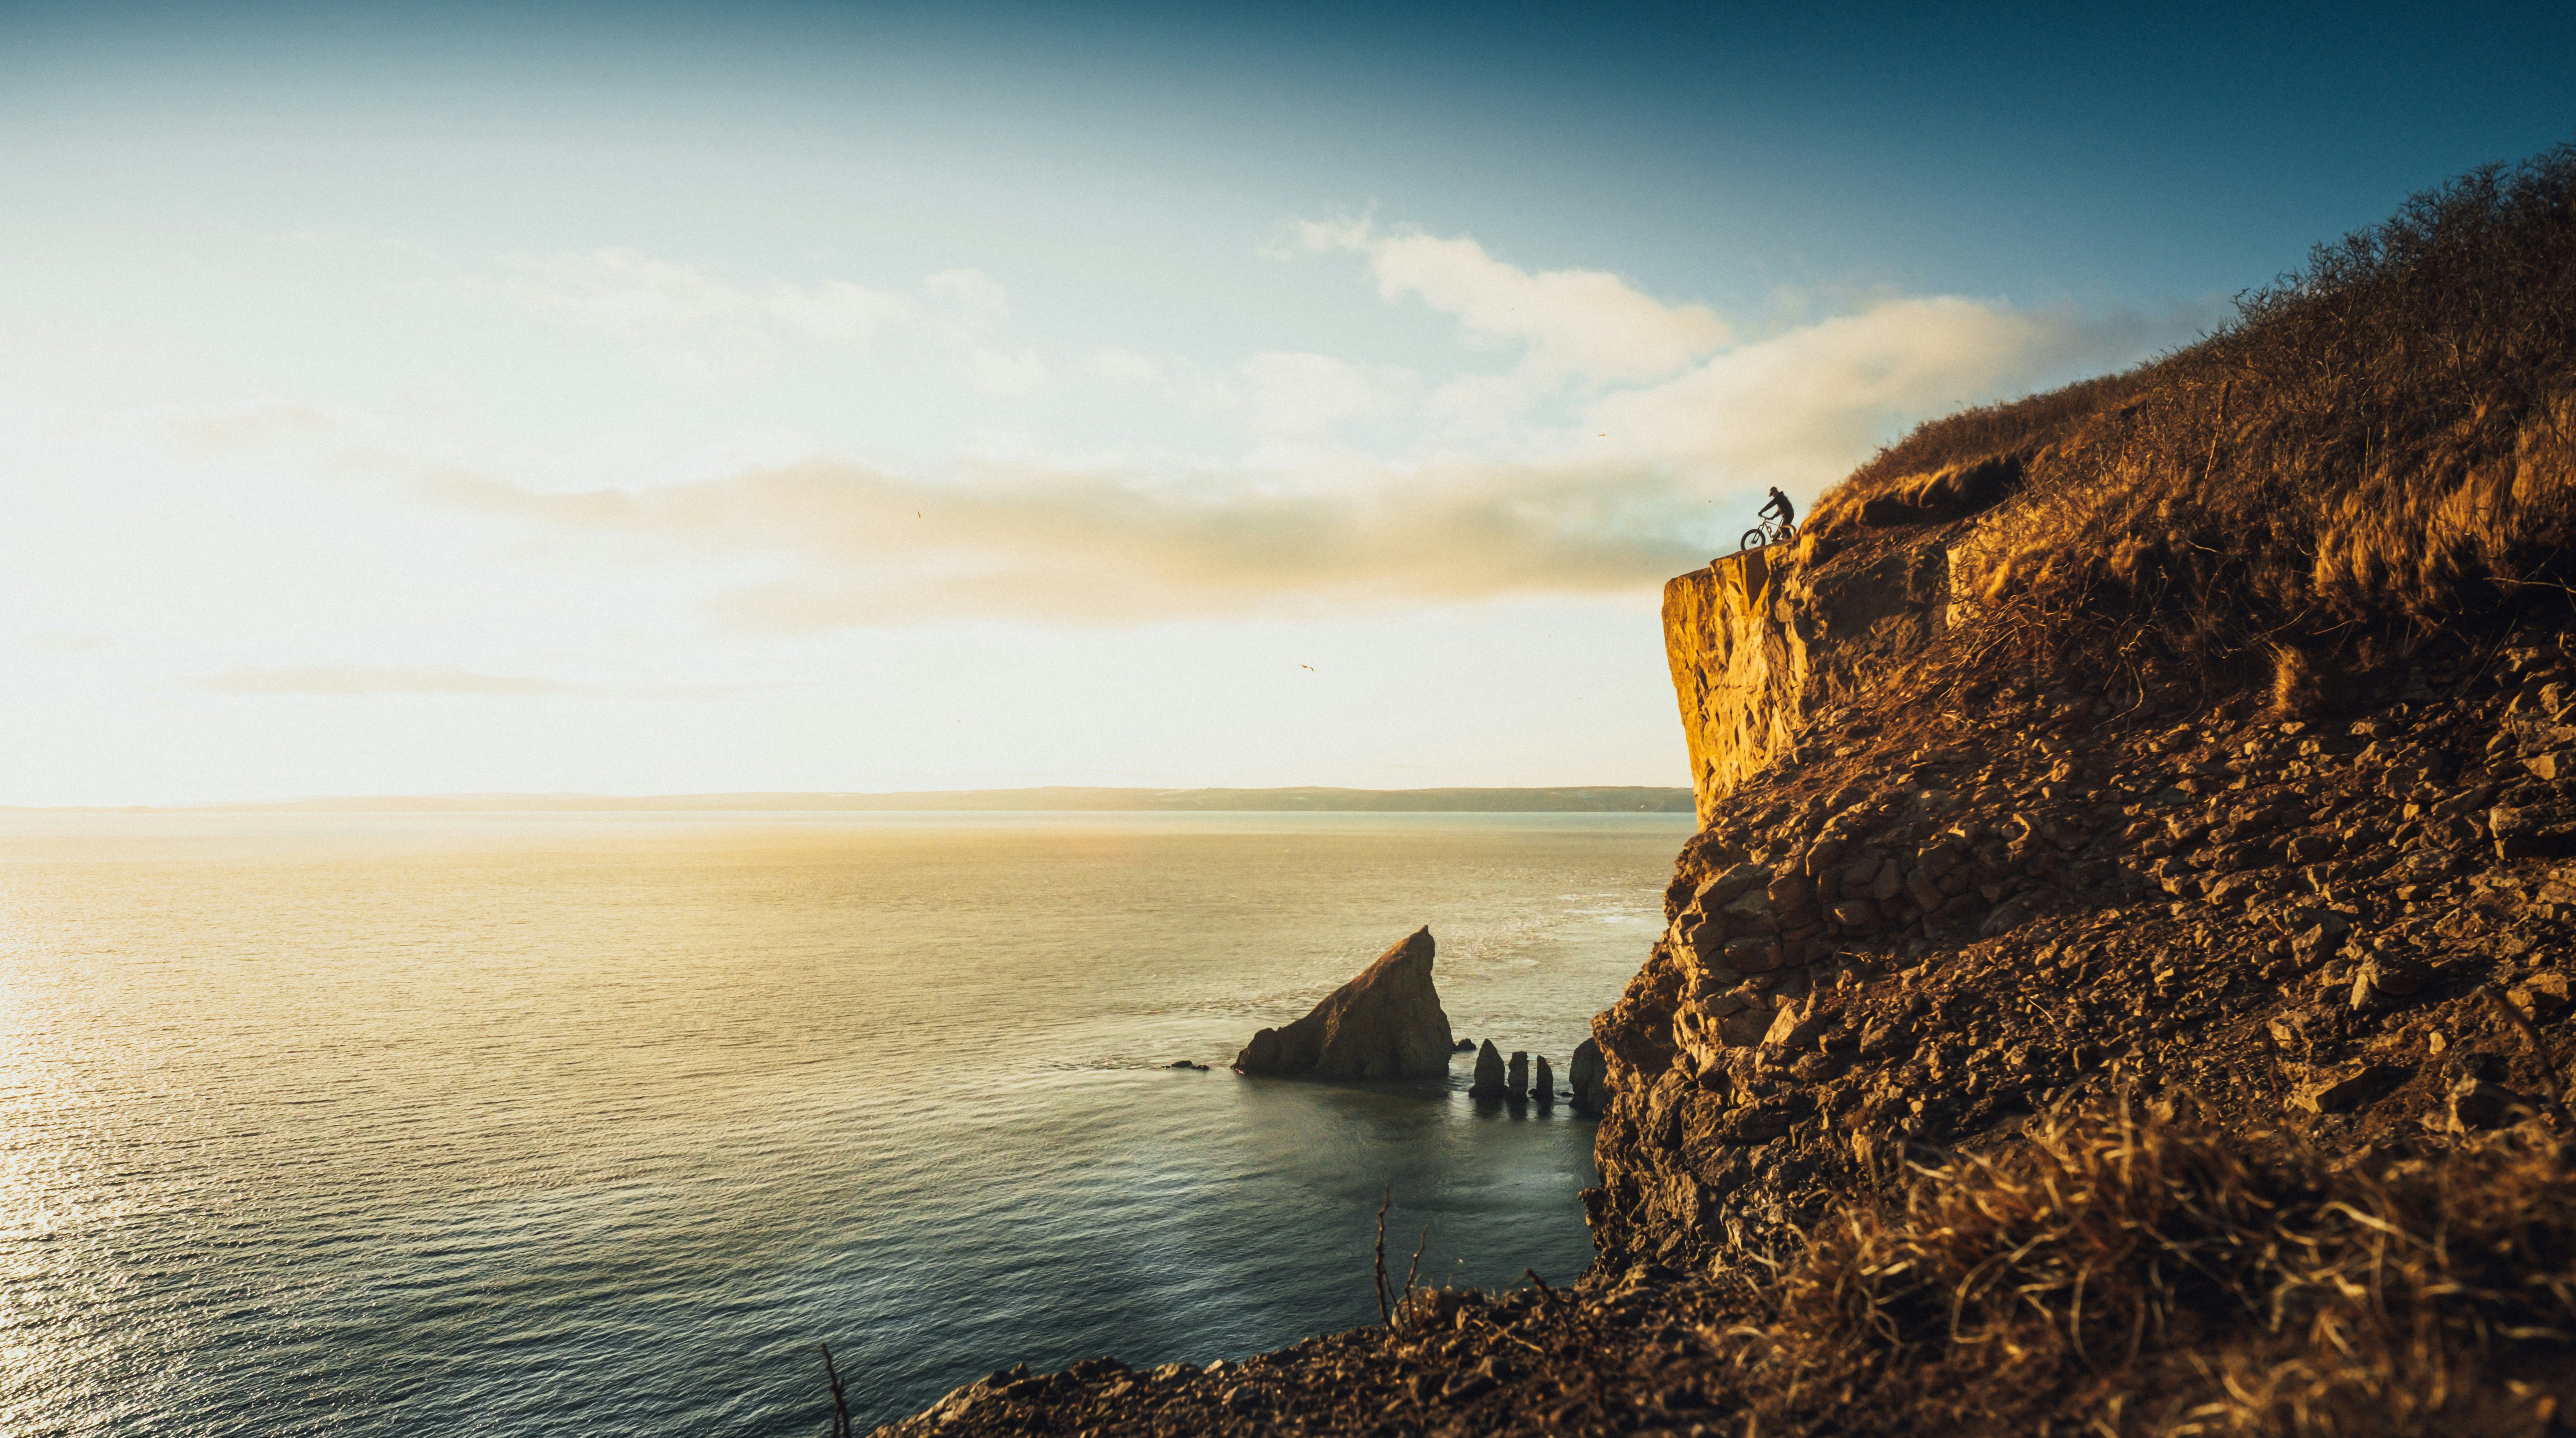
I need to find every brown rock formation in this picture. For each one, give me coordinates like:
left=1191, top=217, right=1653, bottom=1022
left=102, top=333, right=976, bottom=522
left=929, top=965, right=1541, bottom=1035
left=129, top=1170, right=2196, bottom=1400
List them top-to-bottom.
left=1664, top=541, right=1957, bottom=825
left=1232, top=927, right=1456, bottom=1079
left=1467, top=1039, right=1506, bottom=1098
left=1567, top=1039, right=1606, bottom=1115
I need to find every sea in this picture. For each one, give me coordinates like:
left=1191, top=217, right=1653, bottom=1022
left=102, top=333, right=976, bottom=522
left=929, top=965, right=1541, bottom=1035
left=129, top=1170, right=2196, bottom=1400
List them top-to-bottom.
left=0, top=809, right=1693, bottom=1435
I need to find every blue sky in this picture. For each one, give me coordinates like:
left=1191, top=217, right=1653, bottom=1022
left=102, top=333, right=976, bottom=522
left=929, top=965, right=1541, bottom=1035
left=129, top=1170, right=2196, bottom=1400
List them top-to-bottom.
left=0, top=0, right=2567, bottom=803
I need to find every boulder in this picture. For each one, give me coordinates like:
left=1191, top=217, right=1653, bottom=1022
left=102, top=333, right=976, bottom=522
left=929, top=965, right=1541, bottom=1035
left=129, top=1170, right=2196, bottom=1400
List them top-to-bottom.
left=1231, top=927, right=1457, bottom=1079
left=1470, top=1039, right=1508, bottom=1098
left=1568, top=1039, right=1607, bottom=1114
left=1507, top=1051, right=1530, bottom=1100
left=1533, top=1054, right=1556, bottom=1105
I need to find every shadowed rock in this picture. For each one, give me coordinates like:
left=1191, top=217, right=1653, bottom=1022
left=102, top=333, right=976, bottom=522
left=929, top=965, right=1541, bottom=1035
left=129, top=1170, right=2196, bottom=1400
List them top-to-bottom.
left=1231, top=927, right=1457, bottom=1079
left=1569, top=1038, right=1607, bottom=1115
left=1469, top=1039, right=1507, bottom=1098
left=1506, top=1051, right=1530, bottom=1101
left=1534, top=1054, right=1555, bottom=1105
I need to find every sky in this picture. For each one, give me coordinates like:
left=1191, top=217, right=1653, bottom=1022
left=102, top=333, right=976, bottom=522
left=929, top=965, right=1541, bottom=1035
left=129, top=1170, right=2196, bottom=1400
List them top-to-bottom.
left=0, top=0, right=2569, bottom=805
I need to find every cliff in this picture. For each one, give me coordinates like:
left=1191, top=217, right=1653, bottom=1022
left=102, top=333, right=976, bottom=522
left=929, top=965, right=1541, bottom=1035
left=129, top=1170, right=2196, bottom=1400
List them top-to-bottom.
left=1585, top=145, right=2576, bottom=1275
left=871, top=146, right=2576, bottom=1438
left=1663, top=536, right=1958, bottom=824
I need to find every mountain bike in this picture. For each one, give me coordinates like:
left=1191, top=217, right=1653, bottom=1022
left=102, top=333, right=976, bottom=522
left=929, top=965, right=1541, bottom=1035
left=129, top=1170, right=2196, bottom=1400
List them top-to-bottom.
left=1739, top=517, right=1795, bottom=553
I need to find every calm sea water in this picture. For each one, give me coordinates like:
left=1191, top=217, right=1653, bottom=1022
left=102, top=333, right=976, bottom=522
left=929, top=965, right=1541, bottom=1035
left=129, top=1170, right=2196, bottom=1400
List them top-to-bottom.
left=0, top=810, right=1691, bottom=1435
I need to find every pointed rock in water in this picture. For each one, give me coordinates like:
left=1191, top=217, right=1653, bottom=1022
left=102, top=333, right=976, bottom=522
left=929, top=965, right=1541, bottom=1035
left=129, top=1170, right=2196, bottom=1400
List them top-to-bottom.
left=1231, top=926, right=1457, bottom=1080
left=1453, top=1037, right=1475, bottom=1052
left=1569, top=1038, right=1607, bottom=1115
left=1469, top=1039, right=1508, bottom=1098
left=1506, top=1050, right=1530, bottom=1101
left=1533, top=1055, right=1555, bottom=1105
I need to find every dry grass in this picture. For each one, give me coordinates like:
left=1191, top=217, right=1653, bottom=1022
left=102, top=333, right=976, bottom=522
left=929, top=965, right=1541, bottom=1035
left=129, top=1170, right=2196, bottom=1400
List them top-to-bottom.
left=1797, top=143, right=2576, bottom=697
left=1724, top=1098, right=2576, bottom=1436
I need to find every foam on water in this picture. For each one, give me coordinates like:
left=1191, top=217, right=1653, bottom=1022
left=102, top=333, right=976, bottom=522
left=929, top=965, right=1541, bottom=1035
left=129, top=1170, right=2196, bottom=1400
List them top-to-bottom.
left=0, top=810, right=1690, bottom=1433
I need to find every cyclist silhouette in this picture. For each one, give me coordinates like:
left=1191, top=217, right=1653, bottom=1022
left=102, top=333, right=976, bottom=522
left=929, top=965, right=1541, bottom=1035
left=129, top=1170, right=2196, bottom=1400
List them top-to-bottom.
left=1732, top=487, right=1798, bottom=555
left=1760, top=487, right=1796, bottom=532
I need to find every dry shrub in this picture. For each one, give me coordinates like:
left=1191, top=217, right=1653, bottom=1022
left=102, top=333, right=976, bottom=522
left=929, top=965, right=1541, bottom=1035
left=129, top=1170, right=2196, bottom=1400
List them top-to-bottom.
left=1800, top=143, right=2576, bottom=692
left=1842, top=372, right=2154, bottom=504
left=1733, top=1098, right=2576, bottom=1436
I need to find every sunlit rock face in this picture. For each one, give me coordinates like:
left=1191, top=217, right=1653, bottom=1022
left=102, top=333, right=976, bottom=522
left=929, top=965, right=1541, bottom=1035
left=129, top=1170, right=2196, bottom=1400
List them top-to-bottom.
left=1593, top=537, right=1967, bottom=1262
left=1662, top=541, right=1957, bottom=825
left=1233, top=927, right=1457, bottom=1079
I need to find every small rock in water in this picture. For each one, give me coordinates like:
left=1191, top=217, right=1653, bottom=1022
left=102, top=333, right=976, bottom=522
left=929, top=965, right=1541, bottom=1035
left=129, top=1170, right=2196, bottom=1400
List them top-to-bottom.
left=1231, top=926, right=1457, bottom=1079
left=1453, top=1037, right=1475, bottom=1052
left=1569, top=1038, right=1607, bottom=1115
left=1469, top=1039, right=1508, bottom=1098
left=1506, top=1051, right=1530, bottom=1101
left=1533, top=1055, right=1555, bottom=1105
left=1168, top=1060, right=1209, bottom=1071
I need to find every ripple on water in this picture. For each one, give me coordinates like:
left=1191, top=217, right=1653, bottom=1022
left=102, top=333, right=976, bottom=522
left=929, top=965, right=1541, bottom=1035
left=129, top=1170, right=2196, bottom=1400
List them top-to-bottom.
left=0, top=810, right=1689, bottom=1434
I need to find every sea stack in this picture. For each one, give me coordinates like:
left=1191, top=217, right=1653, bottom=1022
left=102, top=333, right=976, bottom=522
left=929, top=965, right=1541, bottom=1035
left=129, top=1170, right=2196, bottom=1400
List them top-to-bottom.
left=1231, top=927, right=1457, bottom=1079
left=1569, top=1038, right=1607, bottom=1115
left=1469, top=1039, right=1507, bottom=1098
left=1506, top=1051, right=1530, bottom=1101
left=1533, top=1055, right=1555, bottom=1105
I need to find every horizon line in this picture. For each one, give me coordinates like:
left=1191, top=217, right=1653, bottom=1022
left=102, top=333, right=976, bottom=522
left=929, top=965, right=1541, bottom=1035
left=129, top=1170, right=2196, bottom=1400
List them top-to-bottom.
left=5, top=783, right=1699, bottom=815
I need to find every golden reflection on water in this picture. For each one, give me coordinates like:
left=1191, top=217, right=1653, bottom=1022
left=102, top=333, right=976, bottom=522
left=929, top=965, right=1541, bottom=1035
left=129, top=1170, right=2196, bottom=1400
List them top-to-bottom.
left=0, top=810, right=1687, bottom=1435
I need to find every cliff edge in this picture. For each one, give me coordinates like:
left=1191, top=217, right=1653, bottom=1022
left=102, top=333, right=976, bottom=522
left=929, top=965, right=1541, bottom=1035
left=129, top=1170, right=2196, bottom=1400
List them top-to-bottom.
left=871, top=145, right=2576, bottom=1438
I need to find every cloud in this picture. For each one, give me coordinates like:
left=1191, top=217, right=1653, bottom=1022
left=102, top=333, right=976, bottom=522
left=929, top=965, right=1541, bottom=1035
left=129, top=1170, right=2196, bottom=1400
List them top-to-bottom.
left=1292, top=218, right=1729, bottom=384
left=417, top=225, right=2205, bottom=628
left=464, top=249, right=1040, bottom=390
left=1591, top=296, right=2205, bottom=489
left=1236, top=351, right=1414, bottom=441
left=428, top=457, right=1714, bottom=626
left=191, top=665, right=595, bottom=696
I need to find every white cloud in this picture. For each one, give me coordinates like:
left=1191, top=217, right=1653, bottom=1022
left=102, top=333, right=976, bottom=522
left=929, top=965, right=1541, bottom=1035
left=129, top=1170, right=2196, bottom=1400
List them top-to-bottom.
left=1292, top=218, right=1729, bottom=384
left=415, top=226, right=2201, bottom=629
left=478, top=248, right=761, bottom=336
left=465, top=251, right=1043, bottom=393
left=923, top=268, right=1009, bottom=328
left=764, top=280, right=911, bottom=344
left=1590, top=296, right=2196, bottom=489
left=1237, top=351, right=1414, bottom=441
left=427, top=456, right=1712, bottom=626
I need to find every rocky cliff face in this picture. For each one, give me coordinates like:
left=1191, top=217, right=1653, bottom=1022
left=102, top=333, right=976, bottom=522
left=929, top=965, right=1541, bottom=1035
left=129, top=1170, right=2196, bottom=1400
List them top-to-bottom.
left=877, top=152, right=2576, bottom=1434
left=1594, top=535, right=2576, bottom=1266
left=1663, top=535, right=1960, bottom=825
left=1234, top=927, right=1457, bottom=1079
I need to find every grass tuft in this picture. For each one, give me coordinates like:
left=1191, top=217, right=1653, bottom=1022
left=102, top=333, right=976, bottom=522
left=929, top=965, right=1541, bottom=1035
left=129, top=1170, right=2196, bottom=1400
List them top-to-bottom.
left=1732, top=1097, right=2576, bottom=1436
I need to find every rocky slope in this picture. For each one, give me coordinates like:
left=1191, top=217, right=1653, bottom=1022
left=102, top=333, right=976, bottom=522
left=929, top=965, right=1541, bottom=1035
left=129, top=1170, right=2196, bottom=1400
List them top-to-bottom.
left=866, top=150, right=2576, bottom=1438
left=1596, top=579, right=2576, bottom=1269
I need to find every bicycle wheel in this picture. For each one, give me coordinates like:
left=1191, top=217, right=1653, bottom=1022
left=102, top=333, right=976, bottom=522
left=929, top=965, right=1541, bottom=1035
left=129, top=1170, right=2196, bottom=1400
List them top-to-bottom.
left=1739, top=528, right=1768, bottom=553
